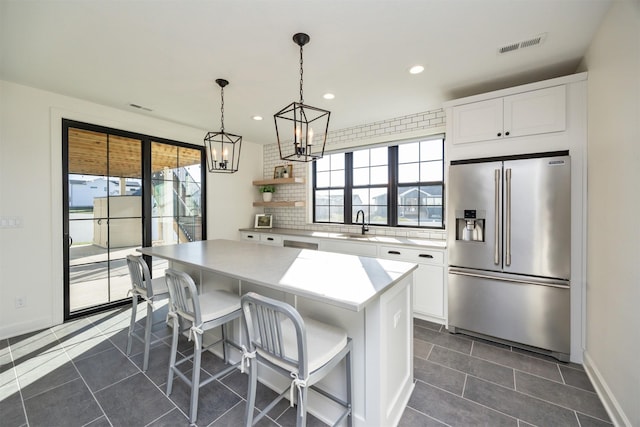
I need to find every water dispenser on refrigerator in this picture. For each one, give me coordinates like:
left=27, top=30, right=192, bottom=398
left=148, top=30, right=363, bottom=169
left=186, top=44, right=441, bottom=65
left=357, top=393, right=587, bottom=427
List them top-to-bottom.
left=455, top=210, right=485, bottom=242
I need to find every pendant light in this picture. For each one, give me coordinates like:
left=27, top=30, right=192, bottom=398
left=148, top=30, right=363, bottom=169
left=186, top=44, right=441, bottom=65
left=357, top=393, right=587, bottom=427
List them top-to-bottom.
left=274, top=33, right=330, bottom=162
left=205, top=79, right=242, bottom=173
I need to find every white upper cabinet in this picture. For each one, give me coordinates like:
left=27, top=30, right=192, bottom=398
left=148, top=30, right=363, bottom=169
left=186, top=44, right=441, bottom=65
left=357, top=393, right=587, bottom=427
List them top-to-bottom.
left=451, top=85, right=566, bottom=144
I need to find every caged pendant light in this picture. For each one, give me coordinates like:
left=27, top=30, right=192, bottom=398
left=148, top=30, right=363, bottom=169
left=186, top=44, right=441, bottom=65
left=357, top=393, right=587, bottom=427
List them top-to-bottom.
left=274, top=33, right=330, bottom=163
left=205, top=79, right=242, bottom=173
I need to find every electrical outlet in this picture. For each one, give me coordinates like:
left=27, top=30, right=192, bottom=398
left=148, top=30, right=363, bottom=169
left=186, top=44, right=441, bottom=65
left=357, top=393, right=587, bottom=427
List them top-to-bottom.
left=15, top=297, right=26, bottom=308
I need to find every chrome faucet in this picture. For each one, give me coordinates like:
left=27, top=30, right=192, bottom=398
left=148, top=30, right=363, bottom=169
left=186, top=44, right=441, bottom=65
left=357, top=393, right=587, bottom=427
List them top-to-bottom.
left=355, top=209, right=369, bottom=235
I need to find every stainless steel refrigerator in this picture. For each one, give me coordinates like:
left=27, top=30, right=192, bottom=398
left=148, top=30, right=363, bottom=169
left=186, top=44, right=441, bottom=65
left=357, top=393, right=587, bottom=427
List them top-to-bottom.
left=447, top=152, right=571, bottom=361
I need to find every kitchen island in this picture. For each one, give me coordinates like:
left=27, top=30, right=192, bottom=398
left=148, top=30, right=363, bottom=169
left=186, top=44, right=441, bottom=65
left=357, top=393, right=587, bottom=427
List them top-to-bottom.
left=139, top=239, right=417, bottom=426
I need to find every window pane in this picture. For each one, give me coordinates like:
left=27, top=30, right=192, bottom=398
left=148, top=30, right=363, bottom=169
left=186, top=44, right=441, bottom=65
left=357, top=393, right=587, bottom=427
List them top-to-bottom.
left=420, top=139, right=443, bottom=161
left=398, top=142, right=419, bottom=164
left=370, top=147, right=388, bottom=166
left=353, top=150, right=369, bottom=168
left=329, top=153, right=345, bottom=170
left=316, top=155, right=331, bottom=172
left=420, top=160, right=443, bottom=182
left=399, top=163, right=419, bottom=183
left=370, top=165, right=388, bottom=185
left=353, top=168, right=369, bottom=186
left=330, top=170, right=345, bottom=187
left=316, top=171, right=330, bottom=188
left=352, top=188, right=369, bottom=207
left=315, top=189, right=329, bottom=205
left=329, top=189, right=344, bottom=205
left=315, top=206, right=329, bottom=222
left=329, top=206, right=344, bottom=222
left=370, top=206, right=387, bottom=224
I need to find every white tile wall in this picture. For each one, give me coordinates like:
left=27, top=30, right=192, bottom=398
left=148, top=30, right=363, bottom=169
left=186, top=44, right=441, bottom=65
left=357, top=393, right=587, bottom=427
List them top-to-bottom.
left=262, top=108, right=446, bottom=241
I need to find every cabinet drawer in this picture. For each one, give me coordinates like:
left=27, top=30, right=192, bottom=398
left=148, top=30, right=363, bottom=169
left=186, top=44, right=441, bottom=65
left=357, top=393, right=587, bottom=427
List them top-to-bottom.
left=240, top=231, right=260, bottom=242
left=260, top=234, right=282, bottom=245
left=378, top=245, right=444, bottom=265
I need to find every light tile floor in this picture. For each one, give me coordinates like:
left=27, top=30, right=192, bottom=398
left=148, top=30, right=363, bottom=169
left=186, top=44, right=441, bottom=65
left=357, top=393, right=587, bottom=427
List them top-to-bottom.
left=0, top=304, right=612, bottom=427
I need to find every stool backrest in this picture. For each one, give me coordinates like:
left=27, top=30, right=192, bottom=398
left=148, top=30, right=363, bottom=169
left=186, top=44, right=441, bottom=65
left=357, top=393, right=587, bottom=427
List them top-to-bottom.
left=126, top=255, right=154, bottom=298
left=164, top=268, right=200, bottom=325
left=241, top=292, right=308, bottom=378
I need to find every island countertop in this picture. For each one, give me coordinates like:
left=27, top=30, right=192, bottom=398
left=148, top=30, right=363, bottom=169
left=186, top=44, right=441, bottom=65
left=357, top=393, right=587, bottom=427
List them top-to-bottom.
left=138, top=239, right=418, bottom=312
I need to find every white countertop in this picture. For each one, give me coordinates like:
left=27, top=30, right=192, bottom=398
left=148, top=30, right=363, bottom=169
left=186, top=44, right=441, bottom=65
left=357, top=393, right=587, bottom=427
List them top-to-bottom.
left=239, top=227, right=447, bottom=249
left=139, top=239, right=418, bottom=311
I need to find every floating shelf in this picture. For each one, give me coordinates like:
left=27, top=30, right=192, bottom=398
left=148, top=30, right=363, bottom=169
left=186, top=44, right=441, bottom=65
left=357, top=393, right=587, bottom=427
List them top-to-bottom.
left=252, top=177, right=305, bottom=186
left=253, top=201, right=305, bottom=207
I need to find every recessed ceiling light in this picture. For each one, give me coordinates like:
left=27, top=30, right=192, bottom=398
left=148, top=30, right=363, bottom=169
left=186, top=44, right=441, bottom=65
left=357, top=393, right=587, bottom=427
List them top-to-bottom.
left=409, top=65, right=424, bottom=75
left=323, top=93, right=335, bottom=100
left=252, top=115, right=263, bottom=121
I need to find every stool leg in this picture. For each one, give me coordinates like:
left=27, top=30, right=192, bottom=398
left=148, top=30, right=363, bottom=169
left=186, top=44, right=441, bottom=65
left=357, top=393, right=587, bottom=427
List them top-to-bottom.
left=126, top=294, right=138, bottom=355
left=142, top=301, right=153, bottom=371
left=166, top=315, right=179, bottom=396
left=221, top=323, right=228, bottom=363
left=189, top=333, right=202, bottom=424
left=346, top=347, right=353, bottom=427
left=245, top=358, right=258, bottom=427
left=296, top=387, right=308, bottom=427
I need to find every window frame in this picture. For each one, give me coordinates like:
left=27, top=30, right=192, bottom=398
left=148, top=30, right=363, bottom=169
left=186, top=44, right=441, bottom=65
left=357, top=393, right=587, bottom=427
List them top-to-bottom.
left=312, top=135, right=444, bottom=229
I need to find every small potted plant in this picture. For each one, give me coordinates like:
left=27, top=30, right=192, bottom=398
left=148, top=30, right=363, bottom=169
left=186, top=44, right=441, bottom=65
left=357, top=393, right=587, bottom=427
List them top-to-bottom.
left=259, top=185, right=276, bottom=202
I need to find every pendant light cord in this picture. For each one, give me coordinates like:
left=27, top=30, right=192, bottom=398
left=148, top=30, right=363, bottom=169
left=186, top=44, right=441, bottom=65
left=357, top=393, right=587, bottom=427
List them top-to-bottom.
left=299, top=44, right=304, bottom=104
left=220, top=85, right=225, bottom=133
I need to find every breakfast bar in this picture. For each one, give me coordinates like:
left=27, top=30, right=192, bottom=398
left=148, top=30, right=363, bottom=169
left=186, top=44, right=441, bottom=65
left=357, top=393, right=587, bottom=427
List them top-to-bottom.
left=139, top=239, right=417, bottom=426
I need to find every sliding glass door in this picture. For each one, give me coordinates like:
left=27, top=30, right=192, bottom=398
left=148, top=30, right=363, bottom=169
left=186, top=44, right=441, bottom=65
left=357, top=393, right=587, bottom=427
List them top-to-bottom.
left=62, top=120, right=206, bottom=320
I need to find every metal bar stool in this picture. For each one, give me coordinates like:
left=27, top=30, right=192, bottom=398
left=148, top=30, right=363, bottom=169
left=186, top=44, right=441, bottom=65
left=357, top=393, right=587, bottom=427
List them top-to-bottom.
left=126, top=255, right=170, bottom=371
left=164, top=268, right=242, bottom=424
left=240, top=292, right=353, bottom=427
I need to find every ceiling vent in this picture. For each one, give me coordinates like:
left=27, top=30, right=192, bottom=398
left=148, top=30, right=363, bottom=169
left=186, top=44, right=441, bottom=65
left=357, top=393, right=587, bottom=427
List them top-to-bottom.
left=498, top=33, right=547, bottom=55
left=128, top=103, right=153, bottom=112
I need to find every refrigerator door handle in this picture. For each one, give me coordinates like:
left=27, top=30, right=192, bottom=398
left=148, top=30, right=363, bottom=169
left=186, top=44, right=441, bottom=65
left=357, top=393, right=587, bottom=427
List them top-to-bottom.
left=505, top=168, right=512, bottom=266
left=494, top=169, right=500, bottom=265
left=448, top=267, right=570, bottom=289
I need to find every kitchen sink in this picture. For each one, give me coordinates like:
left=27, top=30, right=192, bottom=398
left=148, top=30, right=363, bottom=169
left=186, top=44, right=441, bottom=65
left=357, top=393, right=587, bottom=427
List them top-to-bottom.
left=335, top=233, right=371, bottom=240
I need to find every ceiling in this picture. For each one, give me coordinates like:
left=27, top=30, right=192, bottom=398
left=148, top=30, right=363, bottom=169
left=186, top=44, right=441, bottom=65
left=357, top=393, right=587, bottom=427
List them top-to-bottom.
left=0, top=0, right=612, bottom=145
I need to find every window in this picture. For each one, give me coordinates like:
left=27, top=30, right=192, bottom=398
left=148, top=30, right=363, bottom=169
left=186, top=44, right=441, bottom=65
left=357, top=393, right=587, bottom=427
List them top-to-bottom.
left=313, top=135, right=444, bottom=228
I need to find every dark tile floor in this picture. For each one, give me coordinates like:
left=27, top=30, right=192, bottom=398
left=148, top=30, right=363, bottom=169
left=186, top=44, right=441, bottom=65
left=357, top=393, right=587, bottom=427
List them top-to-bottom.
left=0, top=304, right=612, bottom=427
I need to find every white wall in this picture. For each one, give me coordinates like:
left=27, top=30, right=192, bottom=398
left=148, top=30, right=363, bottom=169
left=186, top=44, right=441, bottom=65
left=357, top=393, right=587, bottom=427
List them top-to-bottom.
left=579, top=0, right=640, bottom=425
left=0, top=80, right=261, bottom=339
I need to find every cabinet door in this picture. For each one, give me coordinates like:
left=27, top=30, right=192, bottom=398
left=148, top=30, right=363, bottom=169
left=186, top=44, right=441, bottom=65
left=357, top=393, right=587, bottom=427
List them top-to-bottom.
left=503, top=85, right=566, bottom=138
left=451, top=98, right=503, bottom=144
left=378, top=245, right=445, bottom=320
left=414, top=264, right=444, bottom=318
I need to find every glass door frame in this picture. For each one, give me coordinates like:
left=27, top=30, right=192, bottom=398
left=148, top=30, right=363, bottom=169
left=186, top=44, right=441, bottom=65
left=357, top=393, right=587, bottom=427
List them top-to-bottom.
left=62, top=119, right=207, bottom=321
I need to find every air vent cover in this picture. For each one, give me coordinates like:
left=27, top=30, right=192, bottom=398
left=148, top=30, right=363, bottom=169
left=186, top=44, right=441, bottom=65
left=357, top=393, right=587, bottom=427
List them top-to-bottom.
left=498, top=33, right=547, bottom=54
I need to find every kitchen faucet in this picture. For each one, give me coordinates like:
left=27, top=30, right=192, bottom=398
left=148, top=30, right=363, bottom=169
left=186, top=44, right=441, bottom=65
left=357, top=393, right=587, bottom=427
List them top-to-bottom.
left=355, top=209, right=369, bottom=235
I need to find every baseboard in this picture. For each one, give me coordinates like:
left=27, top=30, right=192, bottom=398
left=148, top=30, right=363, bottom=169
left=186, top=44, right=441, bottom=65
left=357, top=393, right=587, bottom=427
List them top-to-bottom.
left=0, top=315, right=54, bottom=340
left=583, top=350, right=632, bottom=426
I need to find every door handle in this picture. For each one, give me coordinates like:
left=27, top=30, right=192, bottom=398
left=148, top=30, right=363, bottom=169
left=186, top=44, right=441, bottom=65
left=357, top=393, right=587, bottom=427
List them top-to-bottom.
left=505, top=168, right=512, bottom=267
left=494, top=169, right=500, bottom=265
left=68, top=235, right=73, bottom=248
left=387, top=250, right=401, bottom=255
left=418, top=254, right=433, bottom=259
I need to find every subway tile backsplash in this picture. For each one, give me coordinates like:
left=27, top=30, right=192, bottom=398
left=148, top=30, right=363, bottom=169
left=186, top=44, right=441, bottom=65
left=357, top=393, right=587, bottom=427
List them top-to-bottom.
left=262, top=108, right=446, bottom=241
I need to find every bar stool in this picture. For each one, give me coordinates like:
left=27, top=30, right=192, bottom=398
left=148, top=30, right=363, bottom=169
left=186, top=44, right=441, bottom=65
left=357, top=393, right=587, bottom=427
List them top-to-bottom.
left=125, top=255, right=170, bottom=372
left=164, top=268, right=242, bottom=424
left=240, top=292, right=353, bottom=427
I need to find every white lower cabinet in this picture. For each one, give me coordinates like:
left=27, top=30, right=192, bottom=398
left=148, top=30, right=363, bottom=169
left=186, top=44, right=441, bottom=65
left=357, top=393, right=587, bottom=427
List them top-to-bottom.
left=378, top=245, right=445, bottom=322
